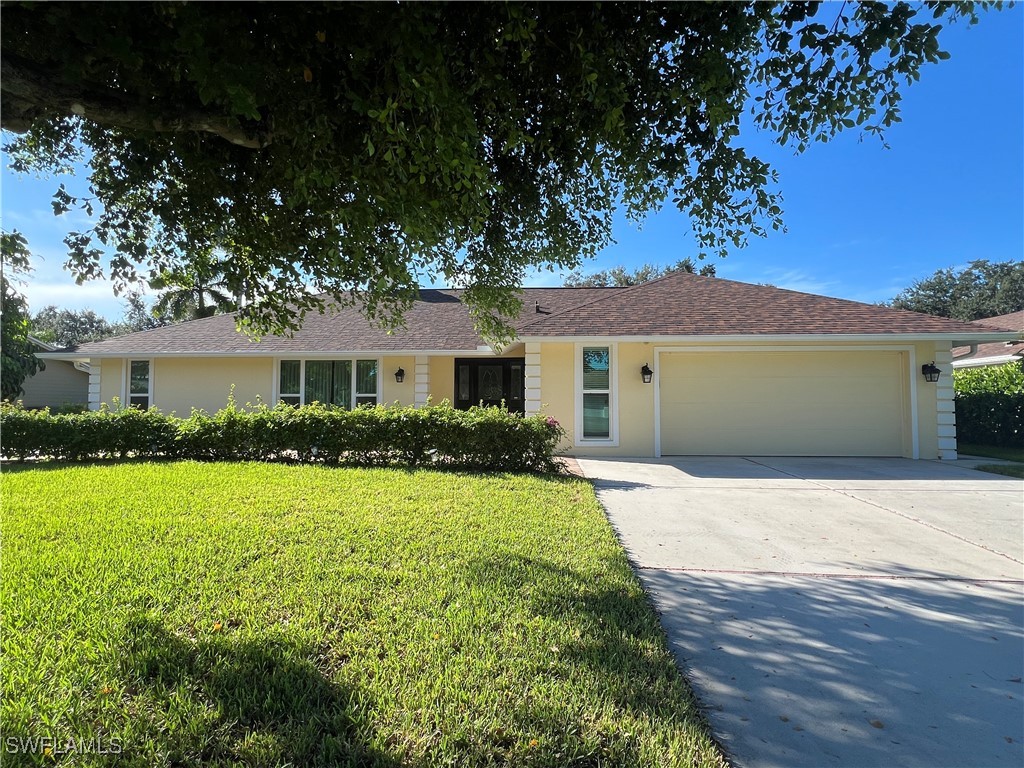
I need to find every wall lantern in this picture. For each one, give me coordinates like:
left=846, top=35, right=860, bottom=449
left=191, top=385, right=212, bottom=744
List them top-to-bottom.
left=921, top=362, right=941, bottom=383
left=641, top=363, right=654, bottom=384
left=395, top=367, right=406, bottom=383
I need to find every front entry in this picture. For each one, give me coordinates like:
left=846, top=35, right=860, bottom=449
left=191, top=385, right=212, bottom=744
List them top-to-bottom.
left=454, top=358, right=525, bottom=413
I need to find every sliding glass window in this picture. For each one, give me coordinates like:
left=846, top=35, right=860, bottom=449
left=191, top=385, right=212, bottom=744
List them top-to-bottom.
left=278, top=360, right=378, bottom=408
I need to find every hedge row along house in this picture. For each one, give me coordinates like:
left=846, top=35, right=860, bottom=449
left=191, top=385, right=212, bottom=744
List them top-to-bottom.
left=40, top=272, right=1022, bottom=460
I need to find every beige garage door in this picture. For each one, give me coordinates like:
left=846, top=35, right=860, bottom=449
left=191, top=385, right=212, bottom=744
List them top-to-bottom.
left=659, top=351, right=907, bottom=456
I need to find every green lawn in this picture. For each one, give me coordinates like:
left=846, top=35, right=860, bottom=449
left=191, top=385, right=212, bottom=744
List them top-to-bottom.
left=958, top=443, right=1024, bottom=463
left=958, top=444, right=1024, bottom=478
left=1, top=462, right=725, bottom=767
left=974, top=463, right=1024, bottom=479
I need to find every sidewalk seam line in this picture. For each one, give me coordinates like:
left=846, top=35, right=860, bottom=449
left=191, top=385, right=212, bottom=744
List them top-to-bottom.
left=743, top=458, right=1024, bottom=566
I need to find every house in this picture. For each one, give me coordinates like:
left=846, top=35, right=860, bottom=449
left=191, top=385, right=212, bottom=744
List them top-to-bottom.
left=39, top=272, right=1022, bottom=460
left=952, top=311, right=1024, bottom=369
left=17, top=336, right=90, bottom=410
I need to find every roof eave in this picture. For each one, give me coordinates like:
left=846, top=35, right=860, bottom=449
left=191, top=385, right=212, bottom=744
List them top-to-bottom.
left=37, top=331, right=1021, bottom=361
left=518, top=331, right=1023, bottom=344
left=36, top=347, right=503, bottom=361
left=952, top=354, right=1022, bottom=368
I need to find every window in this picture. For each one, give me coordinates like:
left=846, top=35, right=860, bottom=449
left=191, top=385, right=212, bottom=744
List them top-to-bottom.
left=581, top=347, right=611, bottom=440
left=278, top=359, right=378, bottom=408
left=128, top=360, right=151, bottom=409
left=279, top=360, right=301, bottom=406
left=306, top=360, right=351, bottom=406
left=355, top=360, right=377, bottom=406
left=510, top=363, right=523, bottom=402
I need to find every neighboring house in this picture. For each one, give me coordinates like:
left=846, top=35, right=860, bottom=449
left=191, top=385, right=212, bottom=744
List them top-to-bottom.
left=40, top=272, right=1022, bottom=460
left=951, top=311, right=1024, bottom=369
left=17, top=336, right=90, bottom=410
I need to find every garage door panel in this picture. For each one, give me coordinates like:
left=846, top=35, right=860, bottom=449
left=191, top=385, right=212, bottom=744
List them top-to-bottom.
left=659, top=351, right=906, bottom=456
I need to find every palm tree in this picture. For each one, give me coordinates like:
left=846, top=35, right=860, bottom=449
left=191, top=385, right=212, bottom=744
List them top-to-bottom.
left=150, top=255, right=236, bottom=321
left=674, top=257, right=717, bottom=277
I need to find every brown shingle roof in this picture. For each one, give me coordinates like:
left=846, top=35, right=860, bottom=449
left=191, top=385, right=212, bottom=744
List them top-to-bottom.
left=520, top=272, right=1002, bottom=337
left=58, top=275, right=1016, bottom=357
left=62, top=287, right=621, bottom=356
left=967, top=310, right=1024, bottom=333
left=953, top=311, right=1024, bottom=364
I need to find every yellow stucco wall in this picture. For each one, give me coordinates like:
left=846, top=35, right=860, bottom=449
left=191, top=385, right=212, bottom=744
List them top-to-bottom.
left=91, top=340, right=951, bottom=459
left=539, top=340, right=949, bottom=459
left=538, top=341, right=658, bottom=457
left=916, top=341, right=943, bottom=460
left=537, top=342, right=574, bottom=448
left=616, top=342, right=658, bottom=456
left=99, top=355, right=423, bottom=414
left=381, top=355, right=415, bottom=406
left=428, top=355, right=456, bottom=405
left=152, top=357, right=273, bottom=415
left=99, top=358, right=124, bottom=407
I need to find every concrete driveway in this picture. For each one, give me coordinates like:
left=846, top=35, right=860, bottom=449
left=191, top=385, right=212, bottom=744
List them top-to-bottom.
left=578, top=456, right=1024, bottom=768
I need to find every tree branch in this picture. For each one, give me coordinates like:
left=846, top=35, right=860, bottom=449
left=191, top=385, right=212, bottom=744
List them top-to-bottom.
left=0, top=55, right=272, bottom=149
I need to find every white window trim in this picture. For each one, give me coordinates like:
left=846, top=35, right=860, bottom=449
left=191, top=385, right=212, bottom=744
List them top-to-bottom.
left=574, top=342, right=618, bottom=447
left=125, top=358, right=154, bottom=409
left=273, top=358, right=381, bottom=408
left=276, top=359, right=303, bottom=405
left=354, top=359, right=381, bottom=405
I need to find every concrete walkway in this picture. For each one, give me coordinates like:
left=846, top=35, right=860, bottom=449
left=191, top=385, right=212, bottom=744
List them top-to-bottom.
left=579, top=456, right=1024, bottom=768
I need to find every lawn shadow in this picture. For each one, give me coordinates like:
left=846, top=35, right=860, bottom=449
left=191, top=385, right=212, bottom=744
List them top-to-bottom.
left=0, top=457, right=181, bottom=473
left=0, top=458, right=578, bottom=480
left=461, top=554, right=724, bottom=765
left=118, top=616, right=397, bottom=767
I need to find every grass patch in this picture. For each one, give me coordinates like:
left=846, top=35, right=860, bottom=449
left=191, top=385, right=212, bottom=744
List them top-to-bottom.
left=958, top=443, right=1024, bottom=463
left=958, top=443, right=1024, bottom=478
left=2, top=462, right=725, bottom=767
left=974, top=463, right=1024, bottom=479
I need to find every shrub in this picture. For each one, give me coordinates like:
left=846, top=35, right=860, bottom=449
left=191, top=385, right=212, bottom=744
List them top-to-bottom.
left=953, top=361, right=1024, bottom=447
left=953, top=362, right=1024, bottom=395
left=0, top=400, right=566, bottom=473
left=0, top=402, right=180, bottom=461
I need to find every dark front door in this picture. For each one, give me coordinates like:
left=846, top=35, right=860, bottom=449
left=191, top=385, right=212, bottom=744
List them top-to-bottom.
left=454, top=358, right=525, bottom=413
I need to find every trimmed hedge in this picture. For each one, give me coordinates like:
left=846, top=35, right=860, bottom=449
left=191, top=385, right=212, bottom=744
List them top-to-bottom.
left=953, top=362, right=1024, bottom=448
left=953, top=362, right=1024, bottom=395
left=955, top=393, right=1023, bottom=447
left=0, top=400, right=566, bottom=473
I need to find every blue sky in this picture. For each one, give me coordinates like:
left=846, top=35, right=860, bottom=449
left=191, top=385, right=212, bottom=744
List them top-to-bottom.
left=2, top=6, right=1021, bottom=320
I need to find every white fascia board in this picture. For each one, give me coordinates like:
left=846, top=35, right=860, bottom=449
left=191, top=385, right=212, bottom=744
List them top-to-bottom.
left=519, top=332, right=1022, bottom=344
left=947, top=333, right=1024, bottom=344
left=28, top=335, right=59, bottom=351
left=496, top=341, right=525, bottom=355
left=475, top=344, right=522, bottom=355
left=35, top=352, right=94, bottom=362
left=952, top=354, right=1022, bottom=369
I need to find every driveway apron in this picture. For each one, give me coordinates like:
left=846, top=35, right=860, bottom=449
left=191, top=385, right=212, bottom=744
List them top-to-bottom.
left=579, top=456, right=1024, bottom=768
